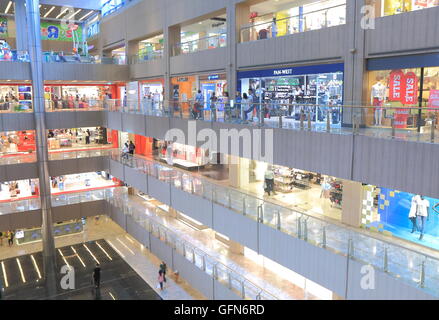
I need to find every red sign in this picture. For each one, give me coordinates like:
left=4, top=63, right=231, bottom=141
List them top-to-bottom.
left=415, top=0, right=428, bottom=6
left=388, top=70, right=404, bottom=101
left=402, top=72, right=418, bottom=105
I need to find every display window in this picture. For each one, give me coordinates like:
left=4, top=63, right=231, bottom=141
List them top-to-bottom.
left=380, top=0, right=439, bottom=16
left=138, top=35, right=164, bottom=61
left=238, top=64, right=344, bottom=125
left=365, top=66, right=439, bottom=129
left=199, top=74, right=228, bottom=110
left=140, top=78, right=164, bottom=111
left=0, top=84, right=32, bottom=112
left=47, top=127, right=110, bottom=152
left=0, top=130, right=36, bottom=156
left=50, top=171, right=121, bottom=194
left=0, top=179, right=39, bottom=202
left=362, top=185, right=439, bottom=250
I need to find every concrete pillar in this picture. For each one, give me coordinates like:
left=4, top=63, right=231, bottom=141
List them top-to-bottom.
left=14, top=0, right=29, bottom=51
left=25, top=0, right=57, bottom=296
left=342, top=0, right=367, bottom=126
left=226, top=2, right=250, bottom=99
left=164, top=25, right=181, bottom=103
left=126, top=39, right=138, bottom=64
left=341, top=180, right=364, bottom=227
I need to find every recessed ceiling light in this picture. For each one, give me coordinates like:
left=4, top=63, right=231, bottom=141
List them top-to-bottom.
left=5, top=1, right=12, bottom=14
left=44, top=6, right=55, bottom=18
left=67, top=9, right=82, bottom=20
left=79, top=11, right=94, bottom=21
left=198, top=22, right=202, bottom=24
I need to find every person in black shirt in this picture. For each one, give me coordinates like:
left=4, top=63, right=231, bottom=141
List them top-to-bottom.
left=92, top=263, right=101, bottom=288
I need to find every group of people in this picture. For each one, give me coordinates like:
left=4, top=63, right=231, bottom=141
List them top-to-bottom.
left=0, top=92, right=20, bottom=111
left=47, top=92, right=101, bottom=110
left=121, top=141, right=136, bottom=160
left=0, top=231, right=15, bottom=247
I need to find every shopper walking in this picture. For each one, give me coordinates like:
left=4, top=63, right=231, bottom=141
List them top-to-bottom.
left=193, top=90, right=204, bottom=120
left=241, top=93, right=250, bottom=121
left=85, top=129, right=91, bottom=145
left=128, top=141, right=136, bottom=155
left=122, top=142, right=129, bottom=161
left=264, top=166, right=275, bottom=196
left=409, top=194, right=420, bottom=233
left=7, top=231, right=14, bottom=247
left=160, top=261, right=167, bottom=283
left=92, top=263, right=101, bottom=288
left=158, top=270, right=165, bottom=291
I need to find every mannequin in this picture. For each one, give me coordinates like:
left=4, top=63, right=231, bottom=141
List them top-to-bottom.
left=371, top=79, right=386, bottom=126
left=416, top=195, right=430, bottom=240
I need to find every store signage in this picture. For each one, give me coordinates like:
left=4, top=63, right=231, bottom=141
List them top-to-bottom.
left=41, top=21, right=83, bottom=42
left=272, top=68, right=293, bottom=76
left=388, top=69, right=404, bottom=101
left=402, top=72, right=418, bottom=105
left=208, top=74, right=219, bottom=80
left=177, top=77, right=188, bottom=82
left=428, top=90, right=439, bottom=110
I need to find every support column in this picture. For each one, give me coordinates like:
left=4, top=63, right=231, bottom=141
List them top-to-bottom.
left=14, top=0, right=28, bottom=51
left=25, top=0, right=57, bottom=296
left=342, top=0, right=367, bottom=126
left=226, top=3, right=250, bottom=99
left=163, top=25, right=181, bottom=104
left=126, top=39, right=138, bottom=64
left=341, top=180, right=364, bottom=227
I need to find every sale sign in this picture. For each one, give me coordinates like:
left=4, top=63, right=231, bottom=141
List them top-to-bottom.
left=388, top=70, right=404, bottom=101
left=402, top=72, right=418, bottom=105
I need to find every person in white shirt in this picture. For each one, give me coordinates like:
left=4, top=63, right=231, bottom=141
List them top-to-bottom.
left=264, top=166, right=275, bottom=196
left=408, top=194, right=421, bottom=233
left=416, top=195, right=430, bottom=240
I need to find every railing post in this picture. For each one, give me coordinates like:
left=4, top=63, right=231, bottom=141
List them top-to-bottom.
left=259, top=107, right=264, bottom=126
left=307, top=109, right=312, bottom=130
left=326, top=109, right=331, bottom=132
left=279, top=114, right=283, bottom=128
left=431, top=115, right=436, bottom=143
left=391, top=116, right=396, bottom=139
left=191, top=180, right=195, bottom=194
left=228, top=192, right=232, bottom=209
left=242, top=197, right=246, bottom=216
left=258, top=205, right=263, bottom=223
left=276, top=210, right=281, bottom=230
left=297, top=216, right=302, bottom=239
left=303, top=218, right=308, bottom=241
left=322, top=226, right=327, bottom=248
left=348, top=238, right=354, bottom=259
left=182, top=243, right=186, bottom=259
left=383, top=247, right=388, bottom=272
left=191, top=249, right=195, bottom=264
left=202, top=256, right=206, bottom=271
left=420, top=260, right=425, bottom=288
left=213, top=264, right=218, bottom=280
left=228, top=273, right=232, bottom=289
left=241, top=281, right=245, bottom=298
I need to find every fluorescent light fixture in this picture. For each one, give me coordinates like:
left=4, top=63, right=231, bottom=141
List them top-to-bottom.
left=5, top=1, right=12, bottom=14
left=43, top=6, right=55, bottom=18
left=55, top=7, right=69, bottom=19
left=67, top=9, right=82, bottom=20
left=79, top=11, right=94, bottom=21
left=89, top=15, right=99, bottom=24
left=116, top=238, right=135, bottom=255
left=106, top=240, right=125, bottom=258
left=96, top=242, right=113, bottom=261
left=83, top=244, right=100, bottom=264
left=71, top=246, right=86, bottom=268
left=58, top=248, right=70, bottom=267
left=31, top=255, right=42, bottom=279
left=16, top=258, right=26, bottom=283
left=1, top=262, right=8, bottom=287
left=109, top=292, right=116, bottom=300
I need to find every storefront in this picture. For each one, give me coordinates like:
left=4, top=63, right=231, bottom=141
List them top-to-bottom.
left=380, top=0, right=439, bottom=16
left=366, top=53, right=439, bottom=130
left=237, top=63, right=344, bottom=123
left=199, top=73, right=228, bottom=107
left=140, top=78, right=164, bottom=102
left=0, top=83, right=32, bottom=111
left=47, top=127, right=108, bottom=151
left=0, top=130, right=36, bottom=156
left=118, top=131, right=153, bottom=157
left=157, top=141, right=210, bottom=170
left=50, top=171, right=119, bottom=194
left=0, top=179, right=39, bottom=202
left=362, top=185, right=439, bottom=251
left=16, top=220, right=85, bottom=245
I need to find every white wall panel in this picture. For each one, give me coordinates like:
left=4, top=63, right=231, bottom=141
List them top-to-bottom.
left=170, top=48, right=227, bottom=75
left=148, top=176, right=171, bottom=205
left=171, top=187, right=213, bottom=227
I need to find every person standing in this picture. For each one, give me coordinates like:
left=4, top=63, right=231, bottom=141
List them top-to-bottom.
left=194, top=90, right=204, bottom=119
left=85, top=129, right=91, bottom=145
left=128, top=141, right=136, bottom=155
left=264, top=166, right=275, bottom=196
left=409, top=194, right=420, bottom=233
left=417, top=195, right=430, bottom=240
left=7, top=231, right=14, bottom=247
left=160, top=261, right=167, bottom=283
left=92, top=263, right=101, bottom=288
left=158, top=270, right=165, bottom=291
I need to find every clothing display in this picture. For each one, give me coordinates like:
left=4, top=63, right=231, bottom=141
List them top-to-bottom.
left=371, top=82, right=386, bottom=126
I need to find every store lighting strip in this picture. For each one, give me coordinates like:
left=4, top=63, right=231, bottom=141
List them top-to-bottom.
left=4, top=1, right=12, bottom=14
left=43, top=6, right=55, bottom=18
left=55, top=7, right=69, bottom=19
left=67, top=9, right=82, bottom=20
left=79, top=11, right=94, bottom=21
left=124, top=235, right=134, bottom=244
left=116, top=238, right=135, bottom=255
left=106, top=240, right=125, bottom=258
left=96, top=242, right=113, bottom=261
left=83, top=244, right=100, bottom=264
left=71, top=246, right=86, bottom=268
left=58, top=249, right=70, bottom=267
left=30, top=255, right=42, bottom=279
left=16, top=258, right=26, bottom=283
left=1, top=262, right=8, bottom=288
left=109, top=292, right=116, bottom=300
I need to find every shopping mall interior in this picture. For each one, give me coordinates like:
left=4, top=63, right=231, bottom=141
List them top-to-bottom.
left=0, top=0, right=438, bottom=303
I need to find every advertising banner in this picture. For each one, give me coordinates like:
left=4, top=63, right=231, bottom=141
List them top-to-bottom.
left=41, top=22, right=83, bottom=41
left=388, top=69, right=404, bottom=101
left=402, top=71, right=418, bottom=105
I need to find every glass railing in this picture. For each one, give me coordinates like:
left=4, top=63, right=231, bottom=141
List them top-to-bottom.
left=240, top=4, right=346, bottom=42
left=172, top=33, right=227, bottom=56
left=0, top=50, right=30, bottom=62
left=130, top=50, right=163, bottom=64
left=42, top=51, right=126, bottom=65
left=45, top=99, right=107, bottom=112
left=47, top=148, right=115, bottom=161
left=110, top=150, right=439, bottom=297
left=0, top=153, right=36, bottom=165
left=107, top=188, right=278, bottom=300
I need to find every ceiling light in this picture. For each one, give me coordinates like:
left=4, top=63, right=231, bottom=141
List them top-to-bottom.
left=5, top=1, right=12, bottom=14
left=43, top=6, right=55, bottom=18
left=55, top=7, right=69, bottom=19
left=67, top=9, right=82, bottom=20
left=79, top=11, right=94, bottom=21
left=89, top=15, right=99, bottom=24
left=198, top=22, right=202, bottom=24
left=31, top=255, right=42, bottom=279
left=16, top=258, right=26, bottom=283
left=1, top=262, right=8, bottom=287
